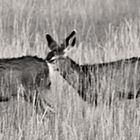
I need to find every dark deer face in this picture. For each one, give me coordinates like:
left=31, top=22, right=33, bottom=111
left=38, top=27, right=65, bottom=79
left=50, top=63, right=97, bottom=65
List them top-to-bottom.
left=46, top=30, right=76, bottom=63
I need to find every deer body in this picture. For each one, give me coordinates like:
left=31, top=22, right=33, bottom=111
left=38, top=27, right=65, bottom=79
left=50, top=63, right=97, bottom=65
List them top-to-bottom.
left=46, top=30, right=140, bottom=105
left=0, top=55, right=52, bottom=112
left=54, top=56, right=140, bottom=104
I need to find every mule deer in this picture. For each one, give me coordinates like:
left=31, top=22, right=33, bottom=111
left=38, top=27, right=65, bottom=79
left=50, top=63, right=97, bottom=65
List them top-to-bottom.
left=46, top=30, right=140, bottom=105
left=0, top=55, right=53, bottom=114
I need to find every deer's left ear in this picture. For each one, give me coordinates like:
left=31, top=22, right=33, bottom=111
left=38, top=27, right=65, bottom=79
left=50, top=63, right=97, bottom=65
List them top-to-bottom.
left=64, top=30, right=77, bottom=47
left=46, top=34, right=58, bottom=50
left=70, top=37, right=76, bottom=47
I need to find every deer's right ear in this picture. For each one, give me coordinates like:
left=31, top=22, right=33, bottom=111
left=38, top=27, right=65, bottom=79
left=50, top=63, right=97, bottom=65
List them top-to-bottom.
left=46, top=34, right=58, bottom=50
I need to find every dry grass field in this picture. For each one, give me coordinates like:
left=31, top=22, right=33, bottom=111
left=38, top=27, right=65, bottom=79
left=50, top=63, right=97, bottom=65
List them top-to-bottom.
left=1, top=0, right=140, bottom=139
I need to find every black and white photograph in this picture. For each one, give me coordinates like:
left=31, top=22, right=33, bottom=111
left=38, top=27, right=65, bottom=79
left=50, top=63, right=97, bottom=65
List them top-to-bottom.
left=0, top=0, right=140, bottom=139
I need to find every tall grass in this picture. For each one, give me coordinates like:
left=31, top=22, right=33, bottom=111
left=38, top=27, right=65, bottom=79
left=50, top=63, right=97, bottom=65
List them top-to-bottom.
left=0, top=0, right=140, bottom=139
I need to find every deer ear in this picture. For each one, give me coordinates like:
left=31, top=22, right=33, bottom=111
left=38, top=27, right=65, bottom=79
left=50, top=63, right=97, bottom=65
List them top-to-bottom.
left=65, top=30, right=77, bottom=47
left=46, top=34, right=58, bottom=50
left=71, top=37, right=76, bottom=46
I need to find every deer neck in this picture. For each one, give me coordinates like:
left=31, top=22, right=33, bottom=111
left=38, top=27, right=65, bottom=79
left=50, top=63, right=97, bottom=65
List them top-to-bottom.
left=56, top=56, right=81, bottom=91
left=54, top=57, right=96, bottom=104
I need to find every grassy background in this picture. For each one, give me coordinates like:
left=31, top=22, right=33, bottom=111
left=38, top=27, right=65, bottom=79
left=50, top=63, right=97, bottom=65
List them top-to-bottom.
left=0, top=0, right=140, bottom=139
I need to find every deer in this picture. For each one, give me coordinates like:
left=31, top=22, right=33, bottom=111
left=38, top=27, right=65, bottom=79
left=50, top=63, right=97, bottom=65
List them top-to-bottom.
left=46, top=30, right=140, bottom=106
left=0, top=55, right=54, bottom=114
